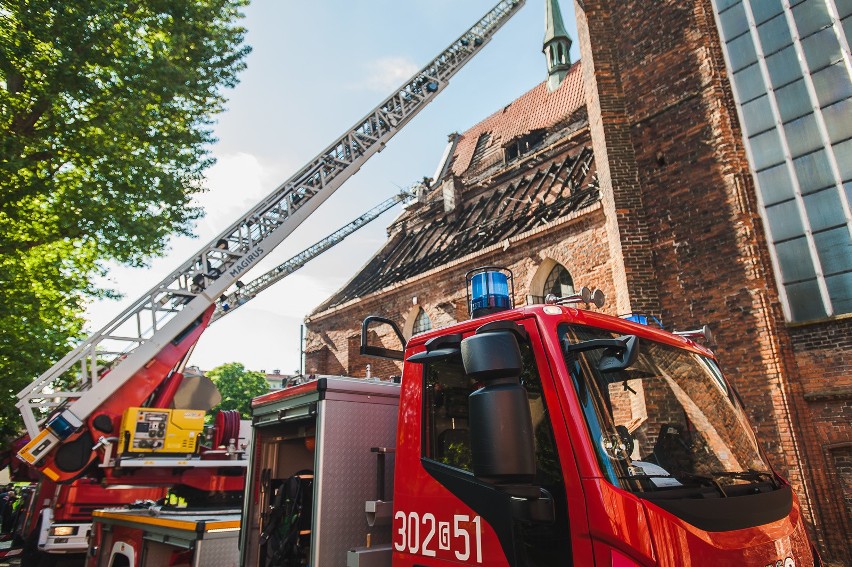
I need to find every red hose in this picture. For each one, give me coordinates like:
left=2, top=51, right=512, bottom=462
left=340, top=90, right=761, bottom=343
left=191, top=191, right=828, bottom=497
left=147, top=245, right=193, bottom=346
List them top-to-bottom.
left=213, top=410, right=240, bottom=448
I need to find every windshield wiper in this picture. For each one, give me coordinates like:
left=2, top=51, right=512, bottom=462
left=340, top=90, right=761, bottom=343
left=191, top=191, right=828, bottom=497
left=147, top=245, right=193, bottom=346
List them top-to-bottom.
left=708, top=470, right=779, bottom=488
left=617, top=472, right=728, bottom=497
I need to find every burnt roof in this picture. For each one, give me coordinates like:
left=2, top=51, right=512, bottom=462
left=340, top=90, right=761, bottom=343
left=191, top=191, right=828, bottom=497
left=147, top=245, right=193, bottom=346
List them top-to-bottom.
left=310, top=63, right=597, bottom=314
left=314, top=147, right=598, bottom=312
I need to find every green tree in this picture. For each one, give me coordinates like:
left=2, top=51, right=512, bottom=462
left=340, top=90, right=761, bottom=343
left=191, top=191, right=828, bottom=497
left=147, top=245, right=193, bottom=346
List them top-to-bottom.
left=0, top=0, right=250, bottom=441
left=208, top=362, right=268, bottom=419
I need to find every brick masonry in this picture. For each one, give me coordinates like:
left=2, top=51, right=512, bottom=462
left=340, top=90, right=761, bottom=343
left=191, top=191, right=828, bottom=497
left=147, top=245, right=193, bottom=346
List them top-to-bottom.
left=303, top=0, right=851, bottom=561
left=576, top=0, right=851, bottom=561
left=306, top=204, right=615, bottom=379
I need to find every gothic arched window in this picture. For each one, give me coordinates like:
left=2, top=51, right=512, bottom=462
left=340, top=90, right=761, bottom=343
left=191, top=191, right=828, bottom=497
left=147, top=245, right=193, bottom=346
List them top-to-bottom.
left=544, top=264, right=574, bottom=298
left=412, top=308, right=432, bottom=335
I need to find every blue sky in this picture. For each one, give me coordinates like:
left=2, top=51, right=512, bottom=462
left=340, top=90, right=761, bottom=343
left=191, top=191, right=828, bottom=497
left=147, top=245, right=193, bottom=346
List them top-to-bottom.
left=87, top=0, right=580, bottom=375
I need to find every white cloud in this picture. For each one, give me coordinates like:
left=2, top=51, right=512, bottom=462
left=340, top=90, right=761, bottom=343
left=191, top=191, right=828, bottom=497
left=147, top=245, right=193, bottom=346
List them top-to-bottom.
left=355, top=56, right=420, bottom=92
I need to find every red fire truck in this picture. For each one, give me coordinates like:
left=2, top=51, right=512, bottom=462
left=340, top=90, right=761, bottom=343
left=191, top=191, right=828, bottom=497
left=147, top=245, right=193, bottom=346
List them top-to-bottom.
left=241, top=268, right=821, bottom=567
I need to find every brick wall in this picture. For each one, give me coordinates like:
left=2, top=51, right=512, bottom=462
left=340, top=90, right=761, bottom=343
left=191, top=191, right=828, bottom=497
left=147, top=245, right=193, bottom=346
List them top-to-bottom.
left=573, top=0, right=848, bottom=557
left=574, top=1, right=660, bottom=319
left=789, top=319, right=852, bottom=562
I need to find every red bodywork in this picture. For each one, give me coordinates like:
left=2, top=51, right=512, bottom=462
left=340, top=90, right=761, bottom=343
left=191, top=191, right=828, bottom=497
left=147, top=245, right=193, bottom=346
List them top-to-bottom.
left=13, top=304, right=245, bottom=557
left=390, top=305, right=814, bottom=566
left=29, top=306, right=215, bottom=484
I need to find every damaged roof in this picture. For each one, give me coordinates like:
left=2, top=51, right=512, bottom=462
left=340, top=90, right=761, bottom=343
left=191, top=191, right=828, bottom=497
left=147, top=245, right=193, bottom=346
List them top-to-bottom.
left=311, top=62, right=597, bottom=314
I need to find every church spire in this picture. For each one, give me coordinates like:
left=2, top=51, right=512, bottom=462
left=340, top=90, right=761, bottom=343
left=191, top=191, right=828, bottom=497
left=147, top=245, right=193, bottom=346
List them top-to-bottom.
left=543, top=0, right=572, bottom=91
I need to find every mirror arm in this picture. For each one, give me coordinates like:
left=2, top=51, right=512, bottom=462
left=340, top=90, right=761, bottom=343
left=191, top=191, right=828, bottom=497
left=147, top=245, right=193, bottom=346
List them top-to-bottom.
left=361, top=315, right=406, bottom=360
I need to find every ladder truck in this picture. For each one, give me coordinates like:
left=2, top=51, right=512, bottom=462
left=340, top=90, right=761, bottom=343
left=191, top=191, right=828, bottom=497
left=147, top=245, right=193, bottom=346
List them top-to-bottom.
left=11, top=2, right=526, bottom=565
left=7, top=189, right=413, bottom=566
left=241, top=269, right=821, bottom=567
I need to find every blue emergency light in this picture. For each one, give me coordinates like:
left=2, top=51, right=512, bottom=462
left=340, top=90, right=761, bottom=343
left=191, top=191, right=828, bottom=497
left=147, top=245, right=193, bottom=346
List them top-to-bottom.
left=466, top=267, right=514, bottom=318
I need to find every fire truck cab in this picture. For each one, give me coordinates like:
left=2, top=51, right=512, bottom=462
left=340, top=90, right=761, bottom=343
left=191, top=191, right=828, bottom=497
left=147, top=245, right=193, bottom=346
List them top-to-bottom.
left=242, top=268, right=817, bottom=566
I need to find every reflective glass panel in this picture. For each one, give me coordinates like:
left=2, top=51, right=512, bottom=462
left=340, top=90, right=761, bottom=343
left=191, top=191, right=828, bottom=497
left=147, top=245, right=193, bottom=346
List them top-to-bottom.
left=717, top=0, right=742, bottom=11
left=750, top=0, right=784, bottom=24
left=791, top=0, right=833, bottom=38
left=839, top=0, right=852, bottom=18
left=721, top=2, right=750, bottom=40
left=757, top=13, right=793, bottom=55
left=843, top=17, right=852, bottom=46
left=801, top=28, right=843, bottom=71
left=727, top=32, right=759, bottom=71
left=766, top=46, right=804, bottom=88
left=733, top=63, right=768, bottom=102
left=812, top=63, right=852, bottom=108
left=775, top=79, right=812, bottom=122
left=742, top=95, right=776, bottom=135
left=823, top=98, right=852, bottom=144
left=785, top=113, right=823, bottom=156
left=749, top=127, right=786, bottom=169
left=834, top=139, right=852, bottom=181
left=794, top=149, right=836, bottom=192
left=757, top=162, right=796, bottom=205
left=804, top=188, right=847, bottom=231
left=766, top=199, right=806, bottom=241
left=813, top=226, right=852, bottom=274
left=776, top=236, right=817, bottom=281
left=544, top=264, right=574, bottom=297
left=826, top=272, right=852, bottom=314
left=785, top=279, right=828, bottom=319
left=412, top=309, right=432, bottom=335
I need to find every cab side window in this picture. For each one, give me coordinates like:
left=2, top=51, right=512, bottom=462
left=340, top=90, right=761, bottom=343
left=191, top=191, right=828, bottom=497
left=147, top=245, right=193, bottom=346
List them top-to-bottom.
left=422, top=340, right=572, bottom=564
left=422, top=341, right=562, bottom=486
left=423, top=357, right=474, bottom=471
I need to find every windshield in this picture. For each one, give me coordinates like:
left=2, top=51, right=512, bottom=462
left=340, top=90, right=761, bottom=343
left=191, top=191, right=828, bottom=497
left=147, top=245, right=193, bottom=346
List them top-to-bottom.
left=560, top=324, right=774, bottom=498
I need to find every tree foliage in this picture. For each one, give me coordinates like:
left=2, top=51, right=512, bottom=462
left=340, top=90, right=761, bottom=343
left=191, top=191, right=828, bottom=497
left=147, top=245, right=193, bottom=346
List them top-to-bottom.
left=0, top=0, right=250, bottom=441
left=207, top=363, right=268, bottom=419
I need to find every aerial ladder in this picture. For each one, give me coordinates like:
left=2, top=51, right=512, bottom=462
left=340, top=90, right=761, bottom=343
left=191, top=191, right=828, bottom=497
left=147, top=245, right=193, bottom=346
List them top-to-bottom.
left=17, top=0, right=526, bottom=483
left=211, top=188, right=414, bottom=322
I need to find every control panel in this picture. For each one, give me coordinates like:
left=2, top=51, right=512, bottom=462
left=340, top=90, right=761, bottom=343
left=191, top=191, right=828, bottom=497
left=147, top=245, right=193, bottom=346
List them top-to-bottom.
left=119, top=408, right=205, bottom=454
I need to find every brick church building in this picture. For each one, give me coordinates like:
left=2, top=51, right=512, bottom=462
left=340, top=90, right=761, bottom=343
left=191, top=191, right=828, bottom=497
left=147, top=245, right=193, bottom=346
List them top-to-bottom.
left=304, top=0, right=852, bottom=561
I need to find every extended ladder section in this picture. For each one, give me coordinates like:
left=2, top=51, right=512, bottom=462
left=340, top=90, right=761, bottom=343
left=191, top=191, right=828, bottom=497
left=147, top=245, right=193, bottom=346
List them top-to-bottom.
left=17, top=0, right=525, bottom=463
left=210, top=190, right=413, bottom=322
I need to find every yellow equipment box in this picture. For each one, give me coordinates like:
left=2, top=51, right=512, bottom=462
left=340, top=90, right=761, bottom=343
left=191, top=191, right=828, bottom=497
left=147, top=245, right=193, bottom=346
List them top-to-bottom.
left=119, top=408, right=205, bottom=454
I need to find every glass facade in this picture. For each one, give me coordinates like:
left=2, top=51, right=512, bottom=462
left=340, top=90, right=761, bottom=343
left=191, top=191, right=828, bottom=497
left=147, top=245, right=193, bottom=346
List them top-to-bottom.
left=713, top=0, right=852, bottom=321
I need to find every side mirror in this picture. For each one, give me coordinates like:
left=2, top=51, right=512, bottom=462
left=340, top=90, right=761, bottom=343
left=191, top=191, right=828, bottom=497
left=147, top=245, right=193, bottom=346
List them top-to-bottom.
left=360, top=316, right=406, bottom=360
left=461, top=332, right=536, bottom=488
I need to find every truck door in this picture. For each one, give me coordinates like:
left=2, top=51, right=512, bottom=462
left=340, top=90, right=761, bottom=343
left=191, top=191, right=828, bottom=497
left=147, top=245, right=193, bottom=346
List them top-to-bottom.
left=394, top=318, right=578, bottom=566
